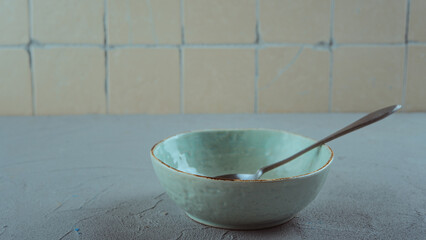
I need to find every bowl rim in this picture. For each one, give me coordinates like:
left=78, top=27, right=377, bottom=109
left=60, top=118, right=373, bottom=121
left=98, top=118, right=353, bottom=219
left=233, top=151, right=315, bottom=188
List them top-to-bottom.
left=150, top=128, right=334, bottom=182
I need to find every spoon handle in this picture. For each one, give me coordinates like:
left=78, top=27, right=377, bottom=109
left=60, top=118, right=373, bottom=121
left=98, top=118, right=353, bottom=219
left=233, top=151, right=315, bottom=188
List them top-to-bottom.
left=259, top=105, right=402, bottom=174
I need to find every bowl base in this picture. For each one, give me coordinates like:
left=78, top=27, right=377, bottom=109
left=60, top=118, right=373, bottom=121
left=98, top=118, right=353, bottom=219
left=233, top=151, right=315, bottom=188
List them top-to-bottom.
left=185, top=213, right=295, bottom=230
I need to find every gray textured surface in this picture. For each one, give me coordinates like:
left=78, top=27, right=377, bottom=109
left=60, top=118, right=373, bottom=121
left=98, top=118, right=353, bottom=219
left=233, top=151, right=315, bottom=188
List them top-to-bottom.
left=0, top=113, right=425, bottom=240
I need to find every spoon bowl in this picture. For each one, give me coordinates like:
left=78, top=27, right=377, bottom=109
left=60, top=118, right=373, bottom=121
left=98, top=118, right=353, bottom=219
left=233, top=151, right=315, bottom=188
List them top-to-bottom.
left=150, top=105, right=400, bottom=229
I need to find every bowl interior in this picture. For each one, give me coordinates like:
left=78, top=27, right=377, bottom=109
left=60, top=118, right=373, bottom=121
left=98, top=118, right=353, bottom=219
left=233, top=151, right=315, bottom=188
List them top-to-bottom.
left=152, top=129, right=332, bottom=180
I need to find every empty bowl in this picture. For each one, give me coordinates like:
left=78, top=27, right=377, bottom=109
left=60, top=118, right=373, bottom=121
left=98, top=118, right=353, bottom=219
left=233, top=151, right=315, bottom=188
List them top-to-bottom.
left=151, top=129, right=333, bottom=230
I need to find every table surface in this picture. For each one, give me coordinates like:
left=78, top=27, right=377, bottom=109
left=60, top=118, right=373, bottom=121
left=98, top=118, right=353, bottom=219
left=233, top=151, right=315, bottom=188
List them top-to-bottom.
left=1, top=113, right=425, bottom=240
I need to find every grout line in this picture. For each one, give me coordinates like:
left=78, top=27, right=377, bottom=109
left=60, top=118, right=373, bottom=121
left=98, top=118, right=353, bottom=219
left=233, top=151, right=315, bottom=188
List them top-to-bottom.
left=28, top=0, right=36, bottom=116
left=28, top=0, right=34, bottom=38
left=104, top=0, right=110, bottom=113
left=125, top=0, right=133, bottom=44
left=145, top=0, right=158, bottom=44
left=179, top=0, right=185, bottom=114
left=180, top=0, right=185, bottom=44
left=254, top=0, right=260, bottom=113
left=255, top=0, right=261, bottom=44
left=328, top=0, right=335, bottom=112
left=329, top=0, right=335, bottom=46
left=402, top=0, right=411, bottom=108
left=404, top=0, right=411, bottom=44
left=407, top=41, right=426, bottom=46
left=2, top=42, right=424, bottom=49
left=333, top=42, right=406, bottom=48
left=31, top=43, right=105, bottom=49
left=182, top=43, right=327, bottom=49
left=183, top=43, right=258, bottom=48
left=110, top=44, right=178, bottom=49
left=0, top=45, right=27, bottom=49
left=28, top=47, right=35, bottom=116
left=179, top=48, right=184, bottom=114
left=254, top=48, right=259, bottom=113
left=328, top=52, right=334, bottom=113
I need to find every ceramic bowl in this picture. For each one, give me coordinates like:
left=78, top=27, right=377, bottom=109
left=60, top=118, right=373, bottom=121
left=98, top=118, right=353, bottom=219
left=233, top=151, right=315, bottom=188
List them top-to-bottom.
left=151, top=129, right=333, bottom=230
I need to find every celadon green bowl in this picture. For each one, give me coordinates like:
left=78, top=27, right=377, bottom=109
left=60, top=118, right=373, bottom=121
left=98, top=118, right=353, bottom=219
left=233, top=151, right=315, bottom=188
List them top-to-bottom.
left=151, top=129, right=333, bottom=230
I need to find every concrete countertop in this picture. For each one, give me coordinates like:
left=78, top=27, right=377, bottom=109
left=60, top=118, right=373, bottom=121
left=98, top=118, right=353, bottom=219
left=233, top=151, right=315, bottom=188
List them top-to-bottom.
left=1, top=113, right=425, bottom=240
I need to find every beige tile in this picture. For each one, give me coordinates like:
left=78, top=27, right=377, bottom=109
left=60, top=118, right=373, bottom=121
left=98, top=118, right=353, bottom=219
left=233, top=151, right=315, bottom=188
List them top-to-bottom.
left=0, top=0, right=29, bottom=44
left=33, top=0, right=104, bottom=44
left=108, top=0, right=181, bottom=44
left=184, top=0, right=256, bottom=44
left=260, top=0, right=330, bottom=43
left=334, top=0, right=406, bottom=43
left=409, top=0, right=426, bottom=42
left=405, top=46, right=426, bottom=111
left=258, top=47, right=329, bottom=113
left=332, top=47, right=404, bottom=112
left=34, top=48, right=106, bottom=115
left=109, top=48, right=180, bottom=114
left=184, top=49, right=254, bottom=113
left=0, top=50, right=32, bottom=115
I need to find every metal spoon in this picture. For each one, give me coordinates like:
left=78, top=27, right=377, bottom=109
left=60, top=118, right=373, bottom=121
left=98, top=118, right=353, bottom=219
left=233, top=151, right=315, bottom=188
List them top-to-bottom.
left=215, top=105, right=402, bottom=180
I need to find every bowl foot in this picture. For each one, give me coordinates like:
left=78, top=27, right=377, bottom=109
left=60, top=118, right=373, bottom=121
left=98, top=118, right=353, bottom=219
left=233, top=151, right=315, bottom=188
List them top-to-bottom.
left=185, top=213, right=295, bottom=230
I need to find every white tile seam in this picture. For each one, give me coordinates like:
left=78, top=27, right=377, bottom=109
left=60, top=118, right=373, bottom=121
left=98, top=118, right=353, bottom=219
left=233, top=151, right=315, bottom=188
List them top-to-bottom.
left=28, top=0, right=36, bottom=115
left=28, top=0, right=34, bottom=38
left=104, top=0, right=110, bottom=114
left=145, top=0, right=158, bottom=45
left=180, top=0, right=185, bottom=114
left=180, top=0, right=185, bottom=44
left=254, top=0, right=260, bottom=113
left=328, top=0, right=335, bottom=112
left=402, top=0, right=411, bottom=108
left=408, top=41, right=426, bottom=46
left=3, top=42, right=426, bottom=50
left=29, top=43, right=106, bottom=48
left=333, top=43, right=406, bottom=48
left=0, top=45, right=27, bottom=49
left=179, top=48, right=184, bottom=114
left=254, top=48, right=259, bottom=113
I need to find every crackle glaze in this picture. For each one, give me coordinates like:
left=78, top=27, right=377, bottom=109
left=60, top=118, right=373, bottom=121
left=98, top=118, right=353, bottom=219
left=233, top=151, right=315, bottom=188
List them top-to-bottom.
left=151, top=129, right=333, bottom=230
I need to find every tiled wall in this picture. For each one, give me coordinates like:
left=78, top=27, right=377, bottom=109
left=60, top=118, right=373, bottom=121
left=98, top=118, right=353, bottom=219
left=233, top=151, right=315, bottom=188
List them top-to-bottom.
left=0, top=0, right=425, bottom=115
